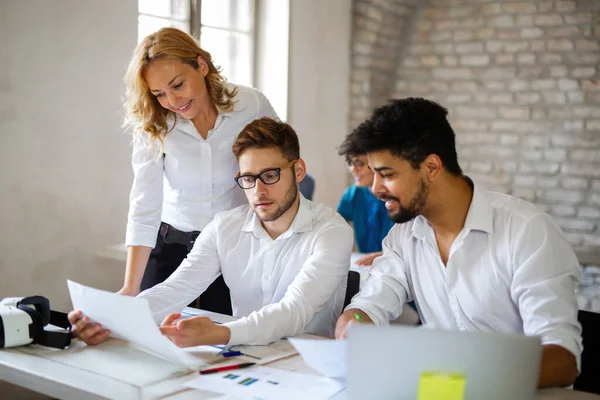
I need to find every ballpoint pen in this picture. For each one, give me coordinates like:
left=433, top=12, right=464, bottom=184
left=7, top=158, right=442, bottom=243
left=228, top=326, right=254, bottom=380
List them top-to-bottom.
left=199, top=362, right=256, bottom=375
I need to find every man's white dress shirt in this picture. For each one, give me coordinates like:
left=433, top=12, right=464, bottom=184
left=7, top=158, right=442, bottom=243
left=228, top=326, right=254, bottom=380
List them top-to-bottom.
left=126, top=84, right=278, bottom=247
left=349, top=184, right=583, bottom=363
left=138, top=195, right=354, bottom=345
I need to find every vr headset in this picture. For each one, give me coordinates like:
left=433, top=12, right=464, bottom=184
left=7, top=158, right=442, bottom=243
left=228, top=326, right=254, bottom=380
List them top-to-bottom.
left=0, top=295, right=72, bottom=349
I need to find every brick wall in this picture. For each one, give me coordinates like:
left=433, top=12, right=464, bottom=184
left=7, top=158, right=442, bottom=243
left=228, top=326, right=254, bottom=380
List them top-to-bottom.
left=351, top=0, right=600, bottom=253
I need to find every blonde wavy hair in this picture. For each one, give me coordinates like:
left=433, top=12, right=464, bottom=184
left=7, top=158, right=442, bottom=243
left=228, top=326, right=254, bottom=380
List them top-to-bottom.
left=124, top=27, right=237, bottom=147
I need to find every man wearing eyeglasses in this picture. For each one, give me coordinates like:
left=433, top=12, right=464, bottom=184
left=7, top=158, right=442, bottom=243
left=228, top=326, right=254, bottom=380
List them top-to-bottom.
left=69, top=117, right=353, bottom=348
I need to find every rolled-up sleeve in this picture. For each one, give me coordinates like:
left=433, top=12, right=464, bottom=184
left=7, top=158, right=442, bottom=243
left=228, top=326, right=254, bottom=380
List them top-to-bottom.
left=125, top=133, right=164, bottom=248
left=511, top=213, right=583, bottom=367
left=224, top=222, right=353, bottom=345
left=346, top=228, right=411, bottom=326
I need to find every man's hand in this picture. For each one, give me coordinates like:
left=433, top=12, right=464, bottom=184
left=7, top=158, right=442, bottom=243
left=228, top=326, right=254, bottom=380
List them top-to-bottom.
left=355, top=252, right=383, bottom=266
left=116, top=285, right=140, bottom=296
left=335, top=309, right=373, bottom=339
left=68, top=310, right=111, bottom=345
left=159, top=313, right=231, bottom=347
left=537, top=344, right=579, bottom=388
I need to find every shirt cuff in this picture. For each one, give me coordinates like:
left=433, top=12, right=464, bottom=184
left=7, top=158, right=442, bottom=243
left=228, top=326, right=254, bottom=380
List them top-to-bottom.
left=125, top=223, right=160, bottom=248
left=345, top=301, right=390, bottom=327
left=224, top=319, right=250, bottom=346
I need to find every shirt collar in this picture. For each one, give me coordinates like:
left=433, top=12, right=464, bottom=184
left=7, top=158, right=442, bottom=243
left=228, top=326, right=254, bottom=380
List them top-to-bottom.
left=411, top=178, right=494, bottom=241
left=241, top=194, right=313, bottom=239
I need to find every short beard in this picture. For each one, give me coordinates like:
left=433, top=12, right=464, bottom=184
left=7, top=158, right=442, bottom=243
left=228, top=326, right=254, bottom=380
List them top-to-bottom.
left=256, top=178, right=298, bottom=222
left=383, top=178, right=428, bottom=224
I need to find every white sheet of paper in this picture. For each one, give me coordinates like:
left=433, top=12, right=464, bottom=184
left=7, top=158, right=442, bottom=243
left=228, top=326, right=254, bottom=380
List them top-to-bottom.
left=67, top=280, right=215, bottom=369
left=288, top=338, right=347, bottom=380
left=185, top=366, right=344, bottom=400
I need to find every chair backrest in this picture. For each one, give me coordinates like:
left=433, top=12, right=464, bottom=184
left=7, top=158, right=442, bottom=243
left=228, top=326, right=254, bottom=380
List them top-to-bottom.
left=299, top=173, right=315, bottom=200
left=344, top=271, right=361, bottom=309
left=574, top=309, right=600, bottom=394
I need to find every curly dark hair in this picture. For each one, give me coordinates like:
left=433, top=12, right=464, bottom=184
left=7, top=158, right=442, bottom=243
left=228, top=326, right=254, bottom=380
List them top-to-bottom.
left=339, top=98, right=462, bottom=176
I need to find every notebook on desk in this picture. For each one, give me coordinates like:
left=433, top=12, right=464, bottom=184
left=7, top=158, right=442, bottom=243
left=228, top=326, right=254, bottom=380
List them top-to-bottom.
left=347, top=325, right=542, bottom=400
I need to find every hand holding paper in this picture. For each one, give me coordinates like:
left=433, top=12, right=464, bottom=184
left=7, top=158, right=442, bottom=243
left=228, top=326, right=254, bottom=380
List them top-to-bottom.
left=159, top=313, right=231, bottom=347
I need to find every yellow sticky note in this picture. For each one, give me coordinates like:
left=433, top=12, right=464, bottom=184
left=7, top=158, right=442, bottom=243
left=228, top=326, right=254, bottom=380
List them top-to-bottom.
left=417, top=372, right=466, bottom=400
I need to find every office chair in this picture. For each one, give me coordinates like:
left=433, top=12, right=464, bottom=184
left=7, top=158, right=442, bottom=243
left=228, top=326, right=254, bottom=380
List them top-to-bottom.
left=300, top=173, right=315, bottom=200
left=344, top=271, right=361, bottom=309
left=197, top=276, right=233, bottom=316
left=573, top=309, right=600, bottom=394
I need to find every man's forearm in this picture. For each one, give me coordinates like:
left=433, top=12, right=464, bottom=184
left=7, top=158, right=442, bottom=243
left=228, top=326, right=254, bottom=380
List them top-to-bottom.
left=537, top=344, right=578, bottom=388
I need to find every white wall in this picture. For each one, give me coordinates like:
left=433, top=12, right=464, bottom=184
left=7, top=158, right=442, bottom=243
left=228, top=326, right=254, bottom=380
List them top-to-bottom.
left=0, top=0, right=137, bottom=311
left=287, top=0, right=352, bottom=209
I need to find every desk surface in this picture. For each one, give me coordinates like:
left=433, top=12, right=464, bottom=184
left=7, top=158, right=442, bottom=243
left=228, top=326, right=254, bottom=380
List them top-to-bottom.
left=1, top=309, right=598, bottom=400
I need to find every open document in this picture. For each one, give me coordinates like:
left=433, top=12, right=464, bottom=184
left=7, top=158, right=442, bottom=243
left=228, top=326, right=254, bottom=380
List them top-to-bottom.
left=67, top=280, right=221, bottom=370
left=288, top=338, right=347, bottom=380
left=185, top=365, right=345, bottom=400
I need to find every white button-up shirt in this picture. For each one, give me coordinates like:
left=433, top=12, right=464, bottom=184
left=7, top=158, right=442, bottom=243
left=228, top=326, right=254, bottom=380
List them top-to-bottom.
left=126, top=84, right=278, bottom=247
left=349, top=184, right=583, bottom=363
left=138, top=195, right=354, bottom=345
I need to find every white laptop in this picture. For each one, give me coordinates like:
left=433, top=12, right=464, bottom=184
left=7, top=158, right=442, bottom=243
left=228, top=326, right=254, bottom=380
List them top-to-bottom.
left=347, top=325, right=542, bottom=400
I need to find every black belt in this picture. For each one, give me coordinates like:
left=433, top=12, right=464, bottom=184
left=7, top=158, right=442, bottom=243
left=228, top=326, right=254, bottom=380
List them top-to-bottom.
left=159, top=223, right=200, bottom=246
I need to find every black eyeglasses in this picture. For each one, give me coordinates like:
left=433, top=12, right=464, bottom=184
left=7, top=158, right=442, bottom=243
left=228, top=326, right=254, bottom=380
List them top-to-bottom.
left=347, top=157, right=368, bottom=169
left=234, top=160, right=297, bottom=190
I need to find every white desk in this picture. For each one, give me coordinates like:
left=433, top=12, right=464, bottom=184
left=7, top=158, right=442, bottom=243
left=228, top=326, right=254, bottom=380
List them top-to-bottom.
left=1, top=308, right=598, bottom=400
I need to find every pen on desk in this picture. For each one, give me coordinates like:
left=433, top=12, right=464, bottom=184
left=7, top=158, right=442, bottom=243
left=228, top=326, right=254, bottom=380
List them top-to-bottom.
left=353, top=312, right=365, bottom=322
left=199, top=362, right=256, bottom=375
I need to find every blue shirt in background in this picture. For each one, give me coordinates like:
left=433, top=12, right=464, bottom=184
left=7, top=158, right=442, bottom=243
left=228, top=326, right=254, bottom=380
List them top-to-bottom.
left=337, top=185, right=395, bottom=253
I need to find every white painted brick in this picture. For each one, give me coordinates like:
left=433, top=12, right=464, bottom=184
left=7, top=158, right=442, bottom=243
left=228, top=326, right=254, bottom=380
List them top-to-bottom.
left=556, top=0, right=577, bottom=12
left=538, top=1, right=554, bottom=12
left=481, top=4, right=502, bottom=15
left=447, top=6, right=475, bottom=19
left=535, top=14, right=564, bottom=26
left=565, top=14, right=594, bottom=25
left=488, top=15, right=515, bottom=28
left=516, top=15, right=534, bottom=27
left=436, top=20, right=461, bottom=30
left=546, top=26, right=582, bottom=37
left=520, top=27, right=544, bottom=38
left=475, top=28, right=495, bottom=40
left=453, top=30, right=475, bottom=41
left=430, top=31, right=453, bottom=42
left=547, top=39, right=574, bottom=51
left=576, top=39, right=600, bottom=51
left=485, top=40, right=505, bottom=53
left=531, top=40, right=546, bottom=52
left=504, top=41, right=530, bottom=53
left=456, top=42, right=484, bottom=54
left=434, top=43, right=454, bottom=54
left=517, top=53, right=536, bottom=65
left=539, top=53, right=563, bottom=64
left=566, top=53, right=600, bottom=65
left=460, top=54, right=490, bottom=66
left=495, top=54, right=515, bottom=65
left=420, top=55, right=441, bottom=67
left=443, top=56, right=458, bottom=66
left=518, top=66, right=544, bottom=79
left=550, top=66, right=569, bottom=77
left=571, top=67, right=597, bottom=78
left=432, top=68, right=475, bottom=80
left=482, top=68, right=516, bottom=80
left=558, top=78, right=580, bottom=91
left=508, top=79, right=530, bottom=91
left=531, top=79, right=557, bottom=90
left=582, top=80, right=600, bottom=92
left=451, top=81, right=478, bottom=91
left=484, top=81, right=506, bottom=91
left=516, top=92, right=541, bottom=104
left=543, top=92, right=567, bottom=105
left=446, top=93, right=472, bottom=104
left=474, top=93, right=490, bottom=103
left=490, top=93, right=513, bottom=104
left=454, top=106, right=497, bottom=119
left=498, top=106, right=530, bottom=119
left=573, top=106, right=600, bottom=118
left=531, top=108, right=548, bottom=120
left=587, top=119, right=600, bottom=131
left=492, top=121, right=542, bottom=133
left=563, top=121, right=584, bottom=131
left=499, top=134, right=520, bottom=146
left=552, top=134, right=600, bottom=147
left=523, top=135, right=551, bottom=147
left=544, top=148, right=568, bottom=162
left=521, top=149, right=543, bottom=161
left=469, top=161, right=494, bottom=173
left=496, top=161, right=519, bottom=173
left=520, top=162, right=561, bottom=174
left=562, top=164, right=600, bottom=178
left=514, top=175, right=537, bottom=186
left=561, top=177, right=589, bottom=190
left=592, top=180, right=600, bottom=191
left=512, top=188, right=536, bottom=202
left=543, top=190, right=586, bottom=205
left=591, top=193, right=600, bottom=206
left=550, top=205, right=577, bottom=217
left=578, top=207, right=600, bottom=219
left=554, top=218, right=595, bottom=232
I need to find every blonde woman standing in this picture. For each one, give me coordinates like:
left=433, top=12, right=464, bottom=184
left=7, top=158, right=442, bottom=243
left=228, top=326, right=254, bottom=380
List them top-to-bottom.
left=120, top=28, right=278, bottom=304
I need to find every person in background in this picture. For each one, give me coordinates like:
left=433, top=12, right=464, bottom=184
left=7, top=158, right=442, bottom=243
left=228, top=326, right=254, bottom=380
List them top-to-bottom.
left=119, top=28, right=278, bottom=305
left=335, top=98, right=582, bottom=389
left=69, top=118, right=353, bottom=347
left=338, top=154, right=394, bottom=266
